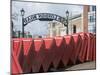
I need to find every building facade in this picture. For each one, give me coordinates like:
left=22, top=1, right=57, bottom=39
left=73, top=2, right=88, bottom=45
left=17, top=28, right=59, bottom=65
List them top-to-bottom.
left=48, top=5, right=96, bottom=38
left=83, top=5, right=96, bottom=33
left=83, top=5, right=89, bottom=32
left=88, top=6, right=96, bottom=33
left=48, top=14, right=83, bottom=37
left=69, top=14, right=83, bottom=34
left=48, top=21, right=66, bottom=37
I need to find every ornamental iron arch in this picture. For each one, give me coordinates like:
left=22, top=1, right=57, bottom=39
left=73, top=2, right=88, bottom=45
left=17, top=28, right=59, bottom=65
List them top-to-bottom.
left=20, top=8, right=69, bottom=37
left=23, top=13, right=67, bottom=26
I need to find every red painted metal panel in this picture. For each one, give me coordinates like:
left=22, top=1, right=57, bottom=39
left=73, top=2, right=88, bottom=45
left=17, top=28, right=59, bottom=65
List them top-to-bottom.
left=11, top=33, right=96, bottom=73
left=78, top=33, right=88, bottom=62
left=86, top=33, right=94, bottom=61
left=71, top=34, right=82, bottom=64
left=63, top=35, right=74, bottom=66
left=92, top=35, right=96, bottom=61
left=53, top=36, right=65, bottom=68
left=12, top=38, right=24, bottom=73
left=12, top=38, right=22, bottom=57
left=22, top=38, right=33, bottom=73
left=22, top=38, right=33, bottom=55
left=32, top=38, right=45, bottom=72
left=43, top=38, right=56, bottom=72
left=12, top=52, right=23, bottom=74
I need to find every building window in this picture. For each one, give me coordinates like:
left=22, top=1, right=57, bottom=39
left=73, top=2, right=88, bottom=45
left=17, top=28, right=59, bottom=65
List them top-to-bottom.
left=90, top=6, right=96, bottom=11
left=92, top=6, right=96, bottom=11
left=90, top=16, right=95, bottom=22
left=52, top=22, right=56, bottom=28
left=88, top=24, right=96, bottom=33
left=73, top=25, right=76, bottom=33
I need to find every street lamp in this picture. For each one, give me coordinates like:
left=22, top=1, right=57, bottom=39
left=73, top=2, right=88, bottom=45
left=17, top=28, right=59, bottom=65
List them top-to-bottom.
left=20, top=8, right=25, bottom=37
left=65, top=10, right=69, bottom=34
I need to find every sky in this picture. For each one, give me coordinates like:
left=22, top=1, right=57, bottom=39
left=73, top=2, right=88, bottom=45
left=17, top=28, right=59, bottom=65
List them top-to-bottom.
left=12, top=1, right=83, bottom=36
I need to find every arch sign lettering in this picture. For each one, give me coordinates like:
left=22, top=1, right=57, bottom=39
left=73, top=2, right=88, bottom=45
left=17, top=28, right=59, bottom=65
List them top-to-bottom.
left=23, top=13, right=67, bottom=26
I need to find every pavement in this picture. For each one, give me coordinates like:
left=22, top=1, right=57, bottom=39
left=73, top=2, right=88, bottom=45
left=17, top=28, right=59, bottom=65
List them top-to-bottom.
left=49, top=61, right=96, bottom=72
left=65, top=61, right=96, bottom=71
